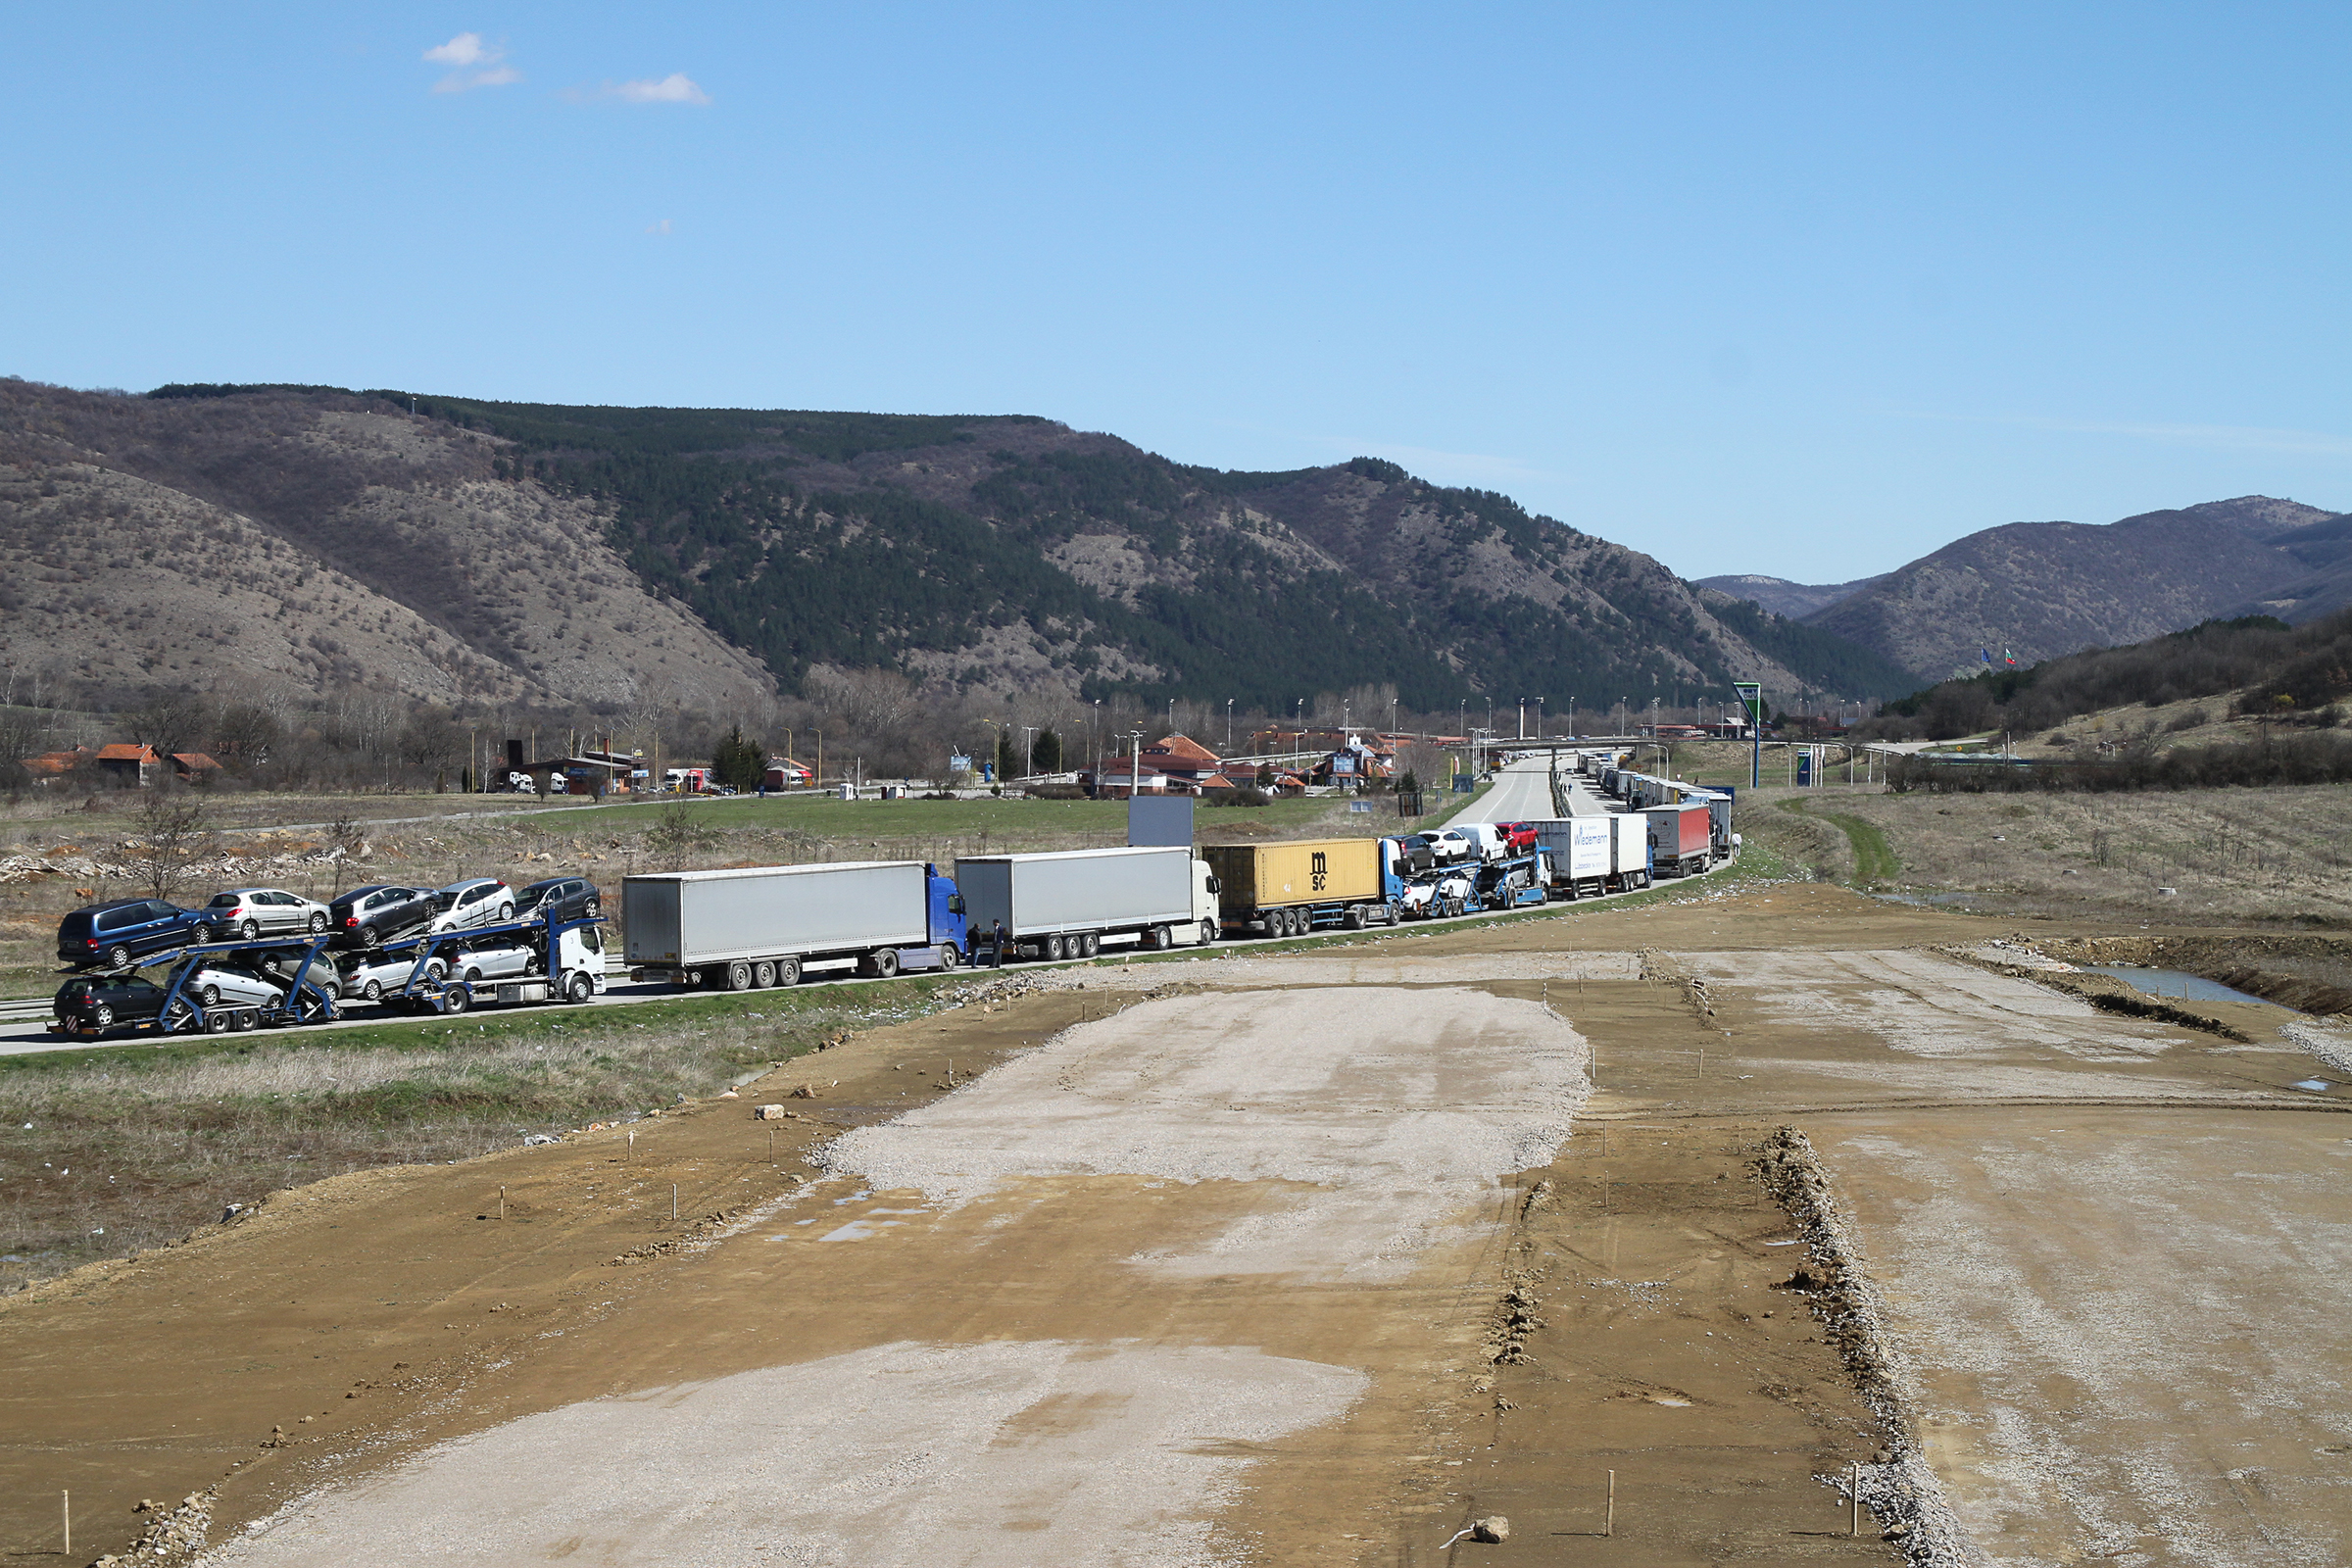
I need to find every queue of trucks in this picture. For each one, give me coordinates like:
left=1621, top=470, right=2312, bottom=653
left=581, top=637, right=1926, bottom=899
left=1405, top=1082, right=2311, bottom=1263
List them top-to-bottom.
left=49, top=756, right=1738, bottom=1035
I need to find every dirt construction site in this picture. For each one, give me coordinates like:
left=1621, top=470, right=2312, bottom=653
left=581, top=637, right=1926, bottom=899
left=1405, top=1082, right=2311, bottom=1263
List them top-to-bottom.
left=3, top=883, right=2348, bottom=1567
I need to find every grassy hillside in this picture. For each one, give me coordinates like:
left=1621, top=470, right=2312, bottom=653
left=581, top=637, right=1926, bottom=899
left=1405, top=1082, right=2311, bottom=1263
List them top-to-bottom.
left=1863, top=611, right=2352, bottom=740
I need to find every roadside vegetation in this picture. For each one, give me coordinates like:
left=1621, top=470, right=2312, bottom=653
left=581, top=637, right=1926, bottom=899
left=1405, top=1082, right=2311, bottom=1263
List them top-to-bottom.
left=0, top=978, right=952, bottom=1295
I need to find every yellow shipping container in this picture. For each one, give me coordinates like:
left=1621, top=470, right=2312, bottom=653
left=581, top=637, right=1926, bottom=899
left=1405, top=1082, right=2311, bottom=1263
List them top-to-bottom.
left=1201, top=838, right=1382, bottom=913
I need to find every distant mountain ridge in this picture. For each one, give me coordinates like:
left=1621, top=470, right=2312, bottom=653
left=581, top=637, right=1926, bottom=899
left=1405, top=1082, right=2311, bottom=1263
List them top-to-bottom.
left=0, top=379, right=1925, bottom=716
left=1736, top=495, right=2344, bottom=683
left=1692, top=571, right=1886, bottom=619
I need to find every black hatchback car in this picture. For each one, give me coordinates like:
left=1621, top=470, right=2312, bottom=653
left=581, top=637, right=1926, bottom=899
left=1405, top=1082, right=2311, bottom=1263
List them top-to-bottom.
left=514, top=876, right=600, bottom=924
left=328, top=885, right=439, bottom=949
left=57, top=900, right=206, bottom=969
left=53, top=970, right=181, bottom=1034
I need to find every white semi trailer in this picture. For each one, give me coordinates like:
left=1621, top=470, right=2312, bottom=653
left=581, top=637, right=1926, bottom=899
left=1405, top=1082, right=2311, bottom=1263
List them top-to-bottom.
left=1526, top=817, right=1613, bottom=899
left=956, top=846, right=1218, bottom=960
left=623, top=860, right=967, bottom=990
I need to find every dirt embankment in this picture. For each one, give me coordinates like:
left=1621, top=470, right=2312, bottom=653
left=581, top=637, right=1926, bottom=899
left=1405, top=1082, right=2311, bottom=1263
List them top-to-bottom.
left=2032, top=932, right=2352, bottom=1013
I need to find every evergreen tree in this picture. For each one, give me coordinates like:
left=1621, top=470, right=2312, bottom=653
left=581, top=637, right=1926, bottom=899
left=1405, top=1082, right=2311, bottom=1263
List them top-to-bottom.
left=711, top=724, right=765, bottom=791
left=1031, top=728, right=1062, bottom=774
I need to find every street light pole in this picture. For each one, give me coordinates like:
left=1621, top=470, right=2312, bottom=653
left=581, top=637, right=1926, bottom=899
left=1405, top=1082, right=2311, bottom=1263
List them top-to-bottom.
left=1226, top=698, right=1233, bottom=755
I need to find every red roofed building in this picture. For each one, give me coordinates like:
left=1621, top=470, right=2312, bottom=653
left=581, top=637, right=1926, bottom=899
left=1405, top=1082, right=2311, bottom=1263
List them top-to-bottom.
left=1090, top=733, right=1224, bottom=796
left=95, top=743, right=162, bottom=787
left=22, top=747, right=93, bottom=783
left=171, top=752, right=224, bottom=780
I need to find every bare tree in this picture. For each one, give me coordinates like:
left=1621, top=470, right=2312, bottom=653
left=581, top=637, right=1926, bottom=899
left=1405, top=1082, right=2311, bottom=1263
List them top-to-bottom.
left=120, top=788, right=215, bottom=903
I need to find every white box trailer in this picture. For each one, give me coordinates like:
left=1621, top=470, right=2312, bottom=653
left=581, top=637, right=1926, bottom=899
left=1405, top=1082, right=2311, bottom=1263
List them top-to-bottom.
left=1607, top=812, right=1652, bottom=890
left=1526, top=817, right=1612, bottom=897
left=956, top=846, right=1215, bottom=961
left=624, top=860, right=966, bottom=991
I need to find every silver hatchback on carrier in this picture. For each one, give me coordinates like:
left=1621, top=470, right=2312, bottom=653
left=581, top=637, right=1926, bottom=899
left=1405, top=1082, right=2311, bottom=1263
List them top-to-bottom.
left=429, top=878, right=514, bottom=933
left=200, top=888, right=331, bottom=943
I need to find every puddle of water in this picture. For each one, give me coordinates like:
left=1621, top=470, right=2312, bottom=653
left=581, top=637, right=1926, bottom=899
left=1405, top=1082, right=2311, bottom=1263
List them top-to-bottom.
left=2080, top=965, right=2274, bottom=1006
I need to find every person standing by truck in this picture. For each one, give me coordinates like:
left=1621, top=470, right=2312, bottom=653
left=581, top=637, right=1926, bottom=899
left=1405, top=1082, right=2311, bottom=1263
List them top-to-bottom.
left=989, top=918, right=1007, bottom=967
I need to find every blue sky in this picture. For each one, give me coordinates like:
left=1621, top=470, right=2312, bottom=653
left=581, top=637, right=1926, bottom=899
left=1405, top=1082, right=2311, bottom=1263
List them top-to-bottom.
left=6, top=4, right=2349, bottom=581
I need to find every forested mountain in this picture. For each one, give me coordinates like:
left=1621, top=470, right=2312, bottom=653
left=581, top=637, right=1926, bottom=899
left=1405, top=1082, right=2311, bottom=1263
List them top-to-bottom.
left=0, top=379, right=1920, bottom=720
left=342, top=390, right=1921, bottom=708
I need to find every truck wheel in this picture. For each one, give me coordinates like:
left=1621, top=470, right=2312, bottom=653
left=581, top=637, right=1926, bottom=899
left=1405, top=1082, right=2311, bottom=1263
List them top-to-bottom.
left=1344, top=907, right=1365, bottom=930
left=1200, top=919, right=1218, bottom=944
left=1153, top=925, right=1172, bottom=950
left=1081, top=932, right=1099, bottom=957
left=1045, top=933, right=1066, bottom=961
left=937, top=942, right=960, bottom=971
left=873, top=948, right=899, bottom=979
left=776, top=956, right=802, bottom=986
left=727, top=960, right=755, bottom=992
left=753, top=960, right=777, bottom=988
left=565, top=972, right=593, bottom=1004
left=441, top=984, right=470, bottom=1015
left=205, top=1008, right=231, bottom=1035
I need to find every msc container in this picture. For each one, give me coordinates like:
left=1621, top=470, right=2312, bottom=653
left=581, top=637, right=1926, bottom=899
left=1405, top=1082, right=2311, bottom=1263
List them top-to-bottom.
left=1644, top=803, right=1713, bottom=876
left=1607, top=812, right=1652, bottom=890
left=1527, top=817, right=1611, bottom=895
left=1201, top=837, right=1405, bottom=936
left=956, top=846, right=1208, bottom=960
left=624, top=860, right=961, bottom=989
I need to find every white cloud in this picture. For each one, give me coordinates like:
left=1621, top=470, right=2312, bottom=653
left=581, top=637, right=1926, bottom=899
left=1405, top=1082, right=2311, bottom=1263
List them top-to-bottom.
left=423, top=31, right=490, bottom=67
left=424, top=31, right=518, bottom=93
left=611, top=73, right=710, bottom=105
left=647, top=219, right=673, bottom=235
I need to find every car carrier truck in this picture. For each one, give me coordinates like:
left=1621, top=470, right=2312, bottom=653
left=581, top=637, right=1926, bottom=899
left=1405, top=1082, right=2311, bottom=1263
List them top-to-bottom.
left=955, top=847, right=1215, bottom=958
left=624, top=860, right=966, bottom=989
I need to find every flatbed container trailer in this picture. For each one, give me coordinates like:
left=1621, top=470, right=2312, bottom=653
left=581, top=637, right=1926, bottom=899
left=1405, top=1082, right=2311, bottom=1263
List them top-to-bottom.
left=1645, top=802, right=1713, bottom=876
left=1608, top=812, right=1652, bottom=890
left=1526, top=817, right=1612, bottom=898
left=1203, top=837, right=1411, bottom=938
left=956, top=847, right=1215, bottom=959
left=625, top=860, right=965, bottom=990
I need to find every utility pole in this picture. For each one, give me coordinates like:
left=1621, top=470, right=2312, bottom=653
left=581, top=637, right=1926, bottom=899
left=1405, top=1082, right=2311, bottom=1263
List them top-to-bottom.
left=1735, top=682, right=1761, bottom=790
left=1226, top=698, right=1233, bottom=755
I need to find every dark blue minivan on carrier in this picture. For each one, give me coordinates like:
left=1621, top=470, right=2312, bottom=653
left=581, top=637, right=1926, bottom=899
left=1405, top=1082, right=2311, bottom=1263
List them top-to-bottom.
left=56, top=899, right=207, bottom=969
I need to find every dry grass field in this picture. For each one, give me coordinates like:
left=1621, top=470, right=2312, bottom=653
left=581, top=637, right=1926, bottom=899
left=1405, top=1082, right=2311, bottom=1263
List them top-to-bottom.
left=1737, top=780, right=2352, bottom=927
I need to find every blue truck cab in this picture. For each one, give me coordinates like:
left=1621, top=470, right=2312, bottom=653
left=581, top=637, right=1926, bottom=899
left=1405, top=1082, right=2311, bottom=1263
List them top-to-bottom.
left=927, top=865, right=969, bottom=963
